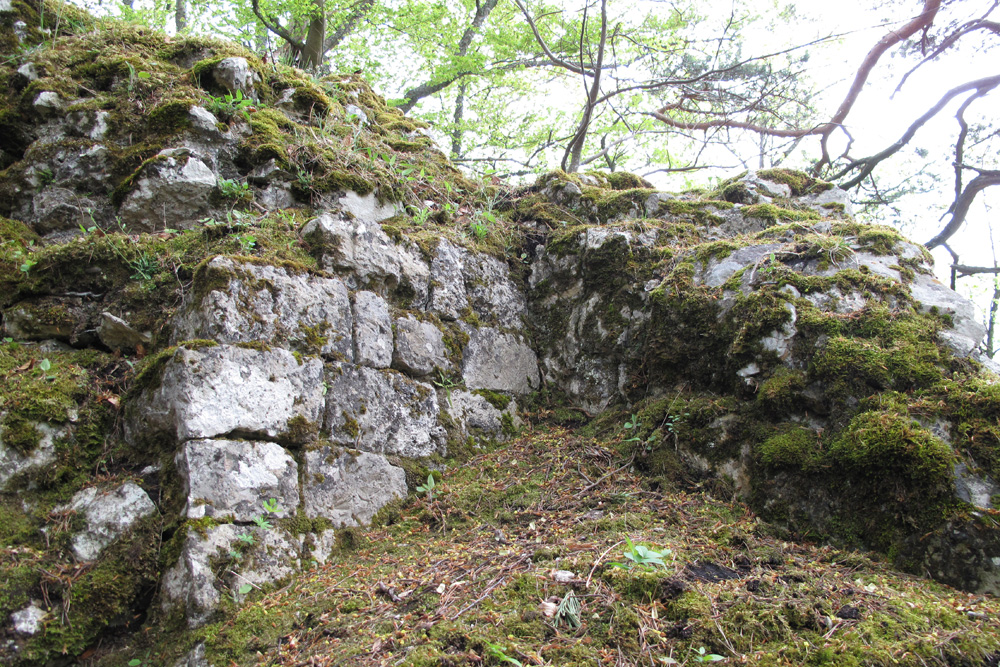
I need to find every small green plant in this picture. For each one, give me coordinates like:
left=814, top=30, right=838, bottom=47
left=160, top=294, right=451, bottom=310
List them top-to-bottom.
left=207, top=89, right=255, bottom=121
left=36, top=167, right=54, bottom=188
left=218, top=177, right=251, bottom=199
left=408, top=204, right=431, bottom=225
left=235, top=233, right=257, bottom=254
left=13, top=243, right=37, bottom=275
left=129, top=251, right=158, bottom=280
left=37, top=358, right=56, bottom=380
left=433, top=370, right=461, bottom=408
left=623, top=413, right=642, bottom=442
left=415, top=474, right=436, bottom=500
left=262, top=497, right=279, bottom=513
left=252, top=515, right=272, bottom=530
left=610, top=536, right=671, bottom=570
left=555, top=590, right=581, bottom=628
left=484, top=643, right=523, bottom=666
left=692, top=647, right=725, bottom=663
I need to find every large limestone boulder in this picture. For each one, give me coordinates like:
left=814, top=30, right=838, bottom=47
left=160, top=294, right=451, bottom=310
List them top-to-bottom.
left=117, top=148, right=217, bottom=232
left=171, top=257, right=354, bottom=359
left=128, top=344, right=324, bottom=446
left=323, top=363, right=444, bottom=457
left=175, top=439, right=298, bottom=521
left=302, top=445, right=406, bottom=525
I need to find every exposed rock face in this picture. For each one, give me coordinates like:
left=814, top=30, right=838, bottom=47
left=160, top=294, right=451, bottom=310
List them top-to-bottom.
left=1, top=14, right=998, bottom=661
left=118, top=148, right=218, bottom=231
left=130, top=345, right=325, bottom=445
left=175, top=439, right=299, bottom=521
left=60, top=482, right=157, bottom=561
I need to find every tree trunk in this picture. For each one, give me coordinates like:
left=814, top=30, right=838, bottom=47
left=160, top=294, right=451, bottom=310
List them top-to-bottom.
left=175, top=0, right=187, bottom=32
left=302, top=0, right=327, bottom=70
left=450, top=83, right=467, bottom=159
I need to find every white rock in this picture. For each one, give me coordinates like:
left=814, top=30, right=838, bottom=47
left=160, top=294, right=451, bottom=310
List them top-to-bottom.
left=210, top=57, right=259, bottom=97
left=32, top=91, right=63, bottom=116
left=118, top=148, right=217, bottom=232
left=429, top=241, right=469, bottom=320
left=171, top=257, right=353, bottom=359
left=910, top=273, right=986, bottom=357
left=352, top=291, right=393, bottom=368
left=392, top=315, right=448, bottom=376
left=462, top=328, right=540, bottom=395
left=130, top=345, right=324, bottom=445
left=324, top=364, right=444, bottom=457
left=0, top=419, right=67, bottom=490
left=176, top=440, right=298, bottom=521
left=302, top=445, right=406, bottom=525
left=62, top=482, right=157, bottom=561
left=160, top=524, right=298, bottom=628
left=10, top=602, right=46, bottom=636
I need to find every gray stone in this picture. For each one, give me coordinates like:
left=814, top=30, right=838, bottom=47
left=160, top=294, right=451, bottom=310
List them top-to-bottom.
left=0, top=0, right=14, bottom=13
left=210, top=57, right=259, bottom=97
left=13, top=62, right=38, bottom=89
left=32, top=91, right=63, bottom=117
left=345, top=104, right=368, bottom=125
left=188, top=106, right=220, bottom=135
left=118, top=148, right=217, bottom=232
left=747, top=171, right=792, bottom=199
left=800, top=184, right=854, bottom=217
left=31, top=187, right=97, bottom=235
left=339, top=191, right=400, bottom=224
left=644, top=192, right=675, bottom=216
left=301, top=211, right=429, bottom=304
left=428, top=241, right=468, bottom=320
left=700, top=244, right=783, bottom=288
left=463, top=253, right=527, bottom=329
left=171, top=257, right=353, bottom=359
left=910, top=273, right=986, bottom=357
left=352, top=291, right=393, bottom=368
left=98, top=312, right=151, bottom=351
left=392, top=315, right=448, bottom=376
left=462, top=328, right=539, bottom=394
left=130, top=345, right=324, bottom=445
left=324, top=364, right=444, bottom=457
left=446, top=390, right=509, bottom=436
left=0, top=419, right=67, bottom=491
left=176, top=439, right=298, bottom=521
left=302, top=445, right=406, bottom=524
left=953, top=462, right=1000, bottom=510
left=61, top=482, right=157, bottom=561
left=160, top=523, right=298, bottom=628
left=10, top=602, right=46, bottom=636
left=172, top=643, right=210, bottom=667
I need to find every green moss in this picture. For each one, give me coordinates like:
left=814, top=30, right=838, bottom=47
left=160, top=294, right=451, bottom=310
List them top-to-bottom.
left=146, top=99, right=195, bottom=134
left=756, top=168, right=833, bottom=196
left=604, top=171, right=653, bottom=190
left=743, top=203, right=820, bottom=223
left=472, top=389, right=512, bottom=411
left=0, top=412, right=42, bottom=455
left=284, top=414, right=319, bottom=445
left=757, top=425, right=820, bottom=469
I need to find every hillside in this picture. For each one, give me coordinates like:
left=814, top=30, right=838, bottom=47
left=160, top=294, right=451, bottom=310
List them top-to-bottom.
left=1, top=2, right=1000, bottom=665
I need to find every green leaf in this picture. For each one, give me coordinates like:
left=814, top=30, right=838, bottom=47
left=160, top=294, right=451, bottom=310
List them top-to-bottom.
left=39, top=358, right=51, bottom=372
left=238, top=584, right=252, bottom=595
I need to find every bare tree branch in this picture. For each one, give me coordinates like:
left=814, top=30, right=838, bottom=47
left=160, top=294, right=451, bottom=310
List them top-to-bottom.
left=251, top=0, right=305, bottom=52
left=324, top=0, right=376, bottom=52
left=511, top=0, right=593, bottom=76
left=926, top=168, right=1000, bottom=249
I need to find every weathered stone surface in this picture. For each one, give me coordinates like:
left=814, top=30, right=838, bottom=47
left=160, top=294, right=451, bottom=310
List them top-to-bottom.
left=209, top=57, right=260, bottom=97
left=13, top=62, right=38, bottom=89
left=32, top=91, right=63, bottom=117
left=118, top=148, right=217, bottom=232
left=30, top=186, right=96, bottom=235
left=339, top=191, right=400, bottom=224
left=300, top=210, right=429, bottom=303
left=428, top=241, right=468, bottom=320
left=699, top=244, right=783, bottom=288
left=464, top=252, right=529, bottom=328
left=171, top=257, right=353, bottom=359
left=910, top=273, right=986, bottom=356
left=352, top=291, right=393, bottom=368
left=98, top=312, right=151, bottom=351
left=392, top=315, right=448, bottom=376
left=462, top=327, right=539, bottom=395
left=131, top=345, right=324, bottom=444
left=324, top=364, right=444, bottom=457
left=446, top=390, right=516, bottom=438
left=0, top=420, right=67, bottom=491
left=176, top=439, right=298, bottom=521
left=302, top=445, right=406, bottom=524
left=953, top=462, right=1000, bottom=510
left=61, top=482, right=157, bottom=562
left=160, top=523, right=298, bottom=628
left=9, top=602, right=46, bottom=636
left=172, top=643, right=209, bottom=667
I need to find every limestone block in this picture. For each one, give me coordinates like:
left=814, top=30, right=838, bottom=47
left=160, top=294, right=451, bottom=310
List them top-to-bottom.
left=118, top=148, right=217, bottom=232
left=352, top=290, right=393, bottom=368
left=392, top=315, right=448, bottom=376
left=461, top=327, right=539, bottom=395
left=131, top=345, right=324, bottom=445
left=324, top=364, right=444, bottom=457
left=175, top=439, right=298, bottom=521
left=302, top=445, right=406, bottom=525
left=61, top=482, right=157, bottom=562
